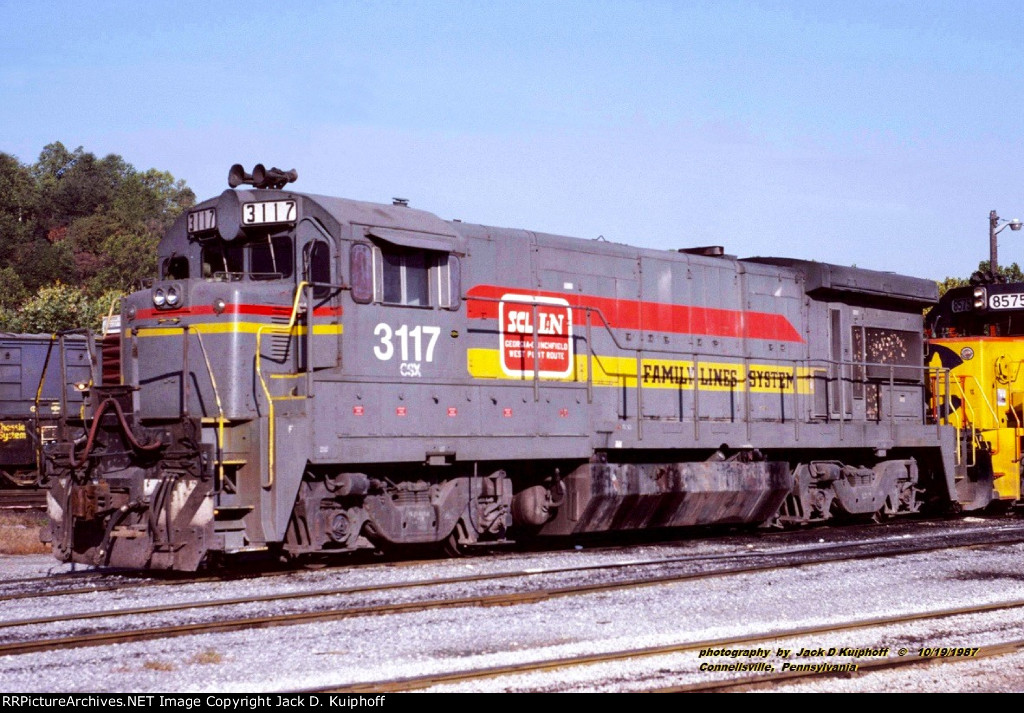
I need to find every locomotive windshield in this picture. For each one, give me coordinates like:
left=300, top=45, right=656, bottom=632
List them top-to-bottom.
left=200, top=234, right=293, bottom=281
left=249, top=235, right=294, bottom=280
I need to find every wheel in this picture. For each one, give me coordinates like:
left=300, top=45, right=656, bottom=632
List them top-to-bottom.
left=441, top=529, right=465, bottom=558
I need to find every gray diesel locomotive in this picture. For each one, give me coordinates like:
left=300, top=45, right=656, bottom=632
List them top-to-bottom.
left=41, top=165, right=968, bottom=571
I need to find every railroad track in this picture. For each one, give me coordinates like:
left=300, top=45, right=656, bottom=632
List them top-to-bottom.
left=1, top=515, right=1015, bottom=602
left=0, top=517, right=1016, bottom=604
left=3, top=520, right=1024, bottom=659
left=0, top=564, right=297, bottom=603
left=308, top=600, right=1024, bottom=693
left=659, top=639, right=1024, bottom=692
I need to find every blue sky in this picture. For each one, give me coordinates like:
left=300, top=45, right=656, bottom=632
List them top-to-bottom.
left=3, top=0, right=1023, bottom=280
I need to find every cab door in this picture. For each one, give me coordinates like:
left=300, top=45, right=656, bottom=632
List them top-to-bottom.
left=296, top=219, right=340, bottom=371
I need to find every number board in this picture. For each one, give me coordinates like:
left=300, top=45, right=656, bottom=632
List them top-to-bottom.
left=241, top=200, right=297, bottom=226
left=186, top=208, right=216, bottom=234
left=989, top=293, right=1024, bottom=310
left=950, top=298, right=972, bottom=313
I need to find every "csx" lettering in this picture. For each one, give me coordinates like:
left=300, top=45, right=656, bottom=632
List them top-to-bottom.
left=399, top=362, right=422, bottom=377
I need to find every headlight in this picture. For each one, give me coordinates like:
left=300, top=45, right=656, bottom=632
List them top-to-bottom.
left=166, top=286, right=180, bottom=306
left=973, top=286, right=986, bottom=309
left=153, top=288, right=166, bottom=307
left=213, top=298, right=227, bottom=314
left=125, top=305, right=137, bottom=321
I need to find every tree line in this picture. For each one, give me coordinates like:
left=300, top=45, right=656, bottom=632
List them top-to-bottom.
left=0, top=141, right=1014, bottom=333
left=0, top=142, right=194, bottom=333
left=937, top=262, right=1024, bottom=298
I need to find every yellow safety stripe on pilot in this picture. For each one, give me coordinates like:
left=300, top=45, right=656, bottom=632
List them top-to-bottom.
left=135, top=322, right=343, bottom=337
left=466, top=348, right=817, bottom=393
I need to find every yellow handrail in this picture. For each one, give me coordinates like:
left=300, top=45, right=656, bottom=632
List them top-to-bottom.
left=256, top=282, right=310, bottom=489
left=194, top=331, right=227, bottom=486
left=941, top=376, right=982, bottom=467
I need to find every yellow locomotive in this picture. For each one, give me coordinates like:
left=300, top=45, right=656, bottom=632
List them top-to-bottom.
left=925, top=212, right=1024, bottom=509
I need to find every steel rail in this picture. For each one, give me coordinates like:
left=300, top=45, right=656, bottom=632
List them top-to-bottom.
left=3, top=524, right=1024, bottom=657
left=309, top=601, right=1024, bottom=693
left=656, top=638, right=1024, bottom=692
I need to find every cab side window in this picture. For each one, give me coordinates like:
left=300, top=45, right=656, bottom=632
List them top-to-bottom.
left=305, top=240, right=331, bottom=299
left=349, top=241, right=461, bottom=310
left=350, top=244, right=373, bottom=304
left=382, top=247, right=429, bottom=306
left=163, top=256, right=190, bottom=280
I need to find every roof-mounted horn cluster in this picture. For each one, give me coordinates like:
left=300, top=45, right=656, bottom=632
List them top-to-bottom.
left=228, top=163, right=299, bottom=190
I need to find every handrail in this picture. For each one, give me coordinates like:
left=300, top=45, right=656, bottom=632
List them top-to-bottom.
left=255, top=281, right=311, bottom=489
left=467, top=292, right=943, bottom=383
left=465, top=293, right=950, bottom=436
left=103, top=297, right=120, bottom=334
left=125, top=324, right=229, bottom=481
left=33, top=329, right=99, bottom=478
left=194, top=331, right=227, bottom=490
left=33, top=335, right=58, bottom=480
left=993, top=357, right=1024, bottom=466
left=997, top=357, right=1024, bottom=429
left=1006, top=363, right=1024, bottom=465
left=941, top=370, right=1024, bottom=467
left=931, top=373, right=980, bottom=467
left=956, top=374, right=999, bottom=423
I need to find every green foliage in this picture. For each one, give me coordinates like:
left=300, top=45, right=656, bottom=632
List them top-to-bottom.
left=0, top=142, right=195, bottom=332
left=0, top=152, right=38, bottom=268
left=113, top=168, right=194, bottom=229
left=90, top=229, right=158, bottom=296
left=11, top=239, right=75, bottom=293
left=937, top=261, right=1024, bottom=298
left=0, top=267, right=28, bottom=308
left=936, top=275, right=968, bottom=299
left=0, top=282, right=113, bottom=333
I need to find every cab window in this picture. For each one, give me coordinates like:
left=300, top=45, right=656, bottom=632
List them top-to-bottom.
left=251, top=235, right=294, bottom=280
left=200, top=236, right=293, bottom=280
left=304, top=240, right=331, bottom=299
left=202, top=242, right=244, bottom=278
left=350, top=244, right=373, bottom=304
left=381, top=247, right=429, bottom=306
left=163, top=256, right=190, bottom=280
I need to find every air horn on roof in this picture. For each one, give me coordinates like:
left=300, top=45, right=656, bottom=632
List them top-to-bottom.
left=228, top=163, right=298, bottom=190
